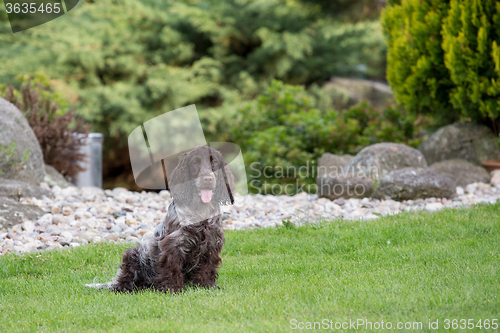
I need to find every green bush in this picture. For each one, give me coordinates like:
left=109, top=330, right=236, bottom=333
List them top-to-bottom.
left=0, top=0, right=386, bottom=137
left=0, top=0, right=387, bottom=188
left=382, top=0, right=500, bottom=130
left=382, top=0, right=454, bottom=125
left=442, top=0, right=500, bottom=128
left=1, top=74, right=90, bottom=178
left=231, top=81, right=419, bottom=194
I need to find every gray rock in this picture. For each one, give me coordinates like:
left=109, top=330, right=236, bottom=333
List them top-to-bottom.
left=324, top=77, right=394, bottom=110
left=0, top=97, right=45, bottom=185
left=419, top=123, right=500, bottom=165
left=346, top=143, right=427, bottom=180
left=317, top=153, right=354, bottom=178
left=430, top=159, right=490, bottom=187
left=44, top=164, right=72, bottom=188
left=372, top=167, right=456, bottom=200
left=491, top=170, right=500, bottom=186
left=317, top=174, right=373, bottom=200
left=0, top=178, right=51, bottom=200
left=0, top=197, right=46, bottom=229
left=334, top=197, right=345, bottom=206
left=425, top=202, right=444, bottom=212
left=37, top=213, right=53, bottom=225
left=51, top=214, right=66, bottom=225
left=21, top=220, right=35, bottom=233
left=109, top=225, right=122, bottom=233
left=45, top=226, right=61, bottom=234
left=60, top=231, right=73, bottom=239
left=105, top=233, right=119, bottom=241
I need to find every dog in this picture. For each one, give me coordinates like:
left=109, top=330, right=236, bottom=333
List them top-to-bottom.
left=86, top=145, right=235, bottom=293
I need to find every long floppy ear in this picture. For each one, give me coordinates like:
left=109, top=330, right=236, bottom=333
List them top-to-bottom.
left=212, top=150, right=236, bottom=206
left=167, top=152, right=194, bottom=203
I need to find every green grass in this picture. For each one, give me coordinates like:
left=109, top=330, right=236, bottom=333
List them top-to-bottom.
left=1, top=204, right=500, bottom=332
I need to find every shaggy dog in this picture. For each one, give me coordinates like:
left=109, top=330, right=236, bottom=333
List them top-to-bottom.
left=86, top=145, right=234, bottom=293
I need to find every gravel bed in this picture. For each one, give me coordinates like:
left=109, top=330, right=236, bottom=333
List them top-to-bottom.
left=1, top=182, right=499, bottom=255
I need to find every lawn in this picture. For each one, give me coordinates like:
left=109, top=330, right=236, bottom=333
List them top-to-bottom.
left=1, top=204, right=499, bottom=332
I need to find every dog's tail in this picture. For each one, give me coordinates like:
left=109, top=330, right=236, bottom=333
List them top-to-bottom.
left=85, top=282, right=115, bottom=289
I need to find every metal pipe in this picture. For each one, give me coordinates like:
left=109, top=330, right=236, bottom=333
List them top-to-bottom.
left=76, top=133, right=103, bottom=188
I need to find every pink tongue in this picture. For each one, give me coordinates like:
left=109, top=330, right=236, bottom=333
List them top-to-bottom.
left=200, top=189, right=213, bottom=203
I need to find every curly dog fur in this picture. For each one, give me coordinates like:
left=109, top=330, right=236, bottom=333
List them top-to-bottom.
left=86, top=145, right=234, bottom=293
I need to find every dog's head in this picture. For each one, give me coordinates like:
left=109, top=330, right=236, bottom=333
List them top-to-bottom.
left=168, top=145, right=235, bottom=207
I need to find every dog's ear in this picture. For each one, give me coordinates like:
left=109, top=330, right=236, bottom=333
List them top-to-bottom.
left=213, top=150, right=236, bottom=206
left=168, top=152, right=193, bottom=203
left=168, top=152, right=188, bottom=186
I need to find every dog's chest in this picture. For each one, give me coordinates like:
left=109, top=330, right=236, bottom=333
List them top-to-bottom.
left=176, top=204, right=220, bottom=227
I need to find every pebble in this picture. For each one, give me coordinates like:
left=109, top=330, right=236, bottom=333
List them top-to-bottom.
left=2, top=181, right=500, bottom=255
left=425, top=202, right=444, bottom=212
left=62, top=206, right=72, bottom=216
left=52, top=214, right=66, bottom=225
left=22, top=221, right=35, bottom=234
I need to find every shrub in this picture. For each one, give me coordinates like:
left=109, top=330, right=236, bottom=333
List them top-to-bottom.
left=0, top=0, right=388, bottom=189
left=382, top=0, right=500, bottom=131
left=382, top=0, right=454, bottom=125
left=442, top=0, right=500, bottom=130
left=1, top=74, right=90, bottom=178
left=231, top=81, right=419, bottom=194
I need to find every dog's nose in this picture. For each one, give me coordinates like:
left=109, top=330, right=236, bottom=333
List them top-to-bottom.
left=203, top=176, right=214, bottom=184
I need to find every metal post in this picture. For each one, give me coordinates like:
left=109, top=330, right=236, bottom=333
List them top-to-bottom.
left=76, top=133, right=103, bottom=188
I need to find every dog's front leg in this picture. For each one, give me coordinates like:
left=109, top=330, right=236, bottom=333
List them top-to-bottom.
left=193, top=231, right=224, bottom=289
left=155, top=239, right=186, bottom=293
left=192, top=251, right=221, bottom=289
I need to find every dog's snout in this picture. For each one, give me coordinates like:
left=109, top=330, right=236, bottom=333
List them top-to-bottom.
left=203, top=175, right=215, bottom=184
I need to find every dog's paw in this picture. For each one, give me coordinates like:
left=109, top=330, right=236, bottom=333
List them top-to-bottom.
left=85, top=282, right=114, bottom=290
left=156, top=284, right=183, bottom=294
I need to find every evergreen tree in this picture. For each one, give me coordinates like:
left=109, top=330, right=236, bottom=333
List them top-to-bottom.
left=383, top=0, right=500, bottom=130
left=442, top=0, right=500, bottom=129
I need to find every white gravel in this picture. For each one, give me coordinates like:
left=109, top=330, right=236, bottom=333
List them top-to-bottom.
left=1, top=181, right=499, bottom=255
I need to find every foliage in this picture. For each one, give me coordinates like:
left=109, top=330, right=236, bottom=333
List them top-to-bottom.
left=0, top=0, right=386, bottom=144
left=303, top=0, right=385, bottom=21
left=382, top=0, right=500, bottom=131
left=382, top=0, right=454, bottom=125
left=442, top=0, right=500, bottom=131
left=1, top=75, right=90, bottom=178
left=232, top=81, right=419, bottom=194
left=0, top=141, right=29, bottom=177
left=1, top=204, right=499, bottom=331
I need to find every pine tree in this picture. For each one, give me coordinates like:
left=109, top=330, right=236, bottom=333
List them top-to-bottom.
left=382, top=0, right=500, bottom=130
left=382, top=0, right=455, bottom=125
left=442, top=0, right=500, bottom=129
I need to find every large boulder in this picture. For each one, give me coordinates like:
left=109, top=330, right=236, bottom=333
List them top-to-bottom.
left=324, top=77, right=394, bottom=110
left=0, top=97, right=45, bottom=185
left=419, top=123, right=500, bottom=165
left=346, top=143, right=427, bottom=180
left=317, top=153, right=354, bottom=178
left=317, top=153, right=371, bottom=200
left=430, top=159, right=490, bottom=187
left=44, top=164, right=72, bottom=188
left=372, top=167, right=456, bottom=200
left=317, top=174, right=373, bottom=200
left=0, top=179, right=51, bottom=200
left=0, top=197, right=46, bottom=229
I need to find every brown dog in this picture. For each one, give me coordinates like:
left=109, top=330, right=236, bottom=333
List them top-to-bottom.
left=86, top=146, right=234, bottom=292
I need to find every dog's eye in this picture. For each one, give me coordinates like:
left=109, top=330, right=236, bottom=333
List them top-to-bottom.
left=211, top=159, right=218, bottom=167
left=191, top=160, right=199, bottom=165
